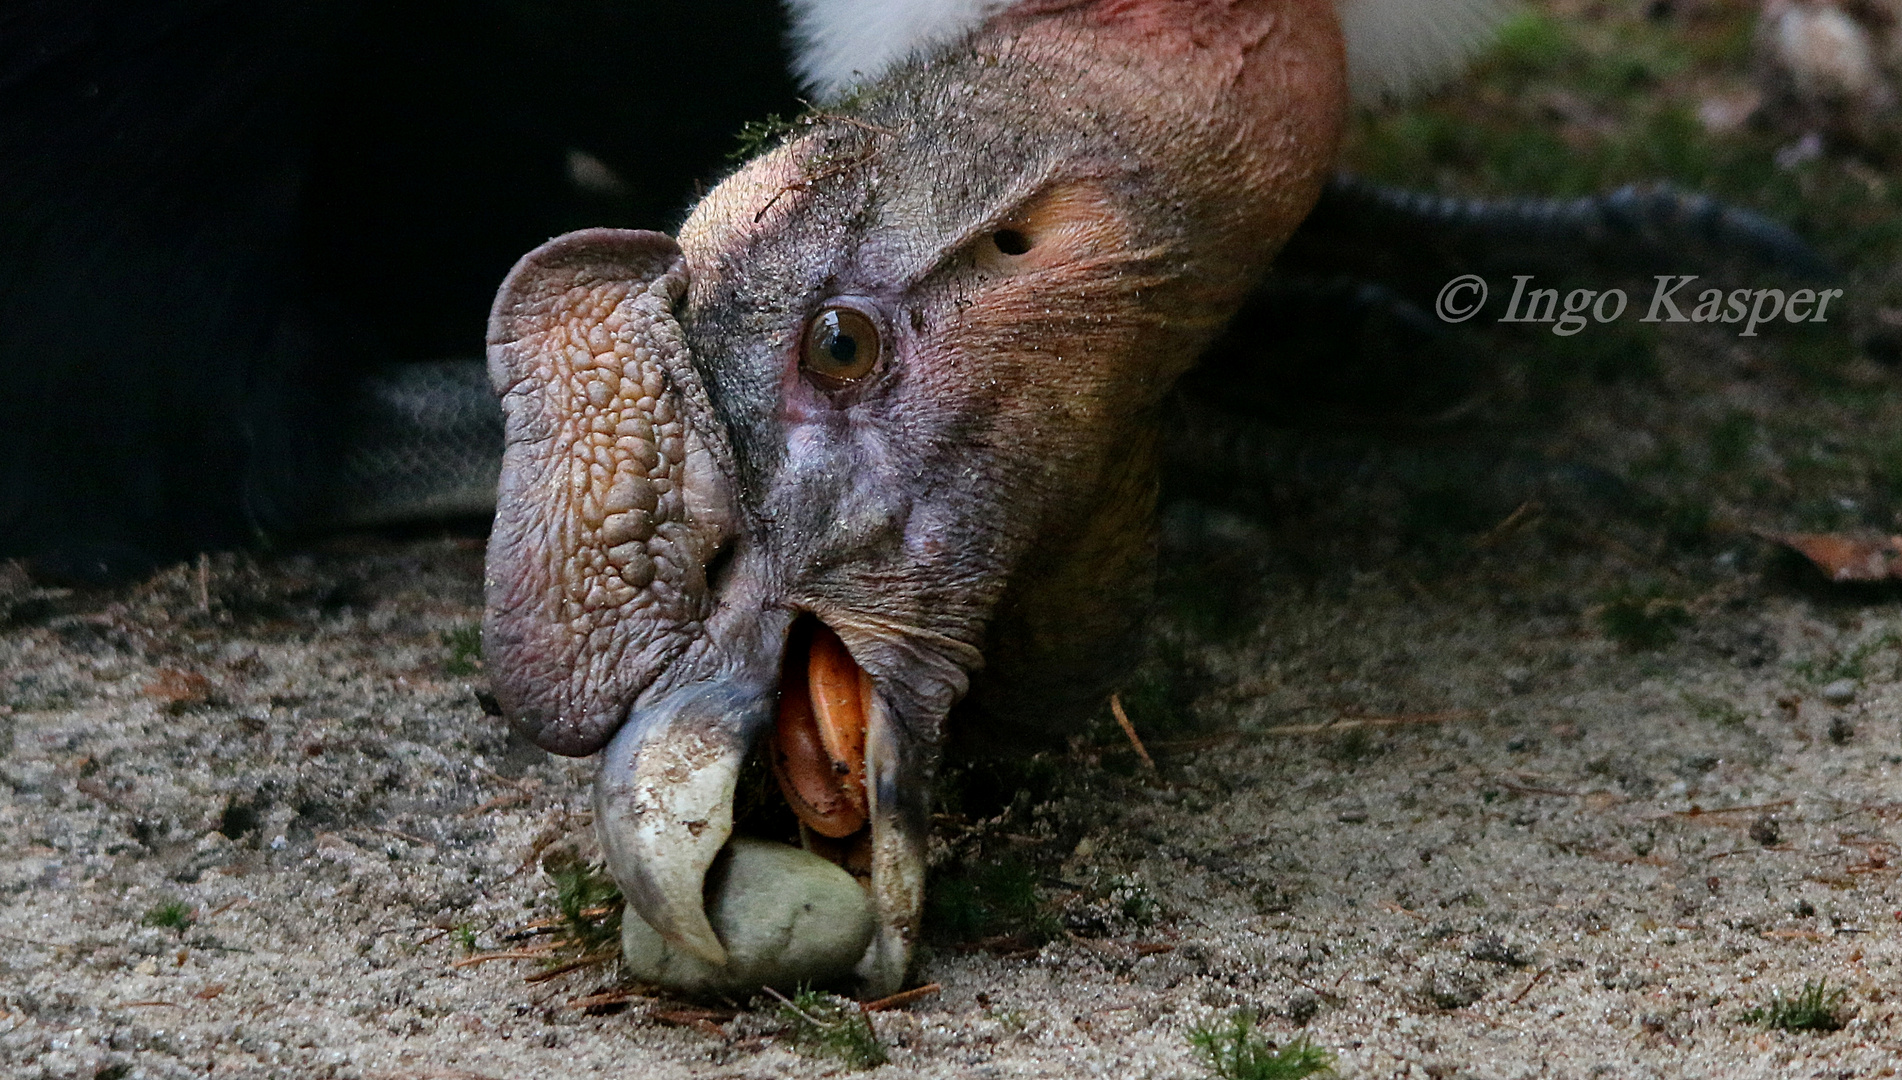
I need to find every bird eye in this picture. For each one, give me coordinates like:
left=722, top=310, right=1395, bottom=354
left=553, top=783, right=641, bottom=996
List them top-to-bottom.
left=800, top=306, right=883, bottom=386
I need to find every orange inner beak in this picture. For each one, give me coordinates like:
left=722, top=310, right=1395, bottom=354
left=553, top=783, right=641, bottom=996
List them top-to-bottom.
left=770, top=621, right=873, bottom=868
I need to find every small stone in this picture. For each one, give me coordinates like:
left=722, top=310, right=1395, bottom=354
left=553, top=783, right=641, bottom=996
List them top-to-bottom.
left=1821, top=679, right=1857, bottom=705
left=1828, top=715, right=1855, bottom=745
left=1337, top=808, right=1369, bottom=824
left=1749, top=814, right=1781, bottom=846
left=619, top=838, right=874, bottom=995
left=1468, top=933, right=1532, bottom=967
left=1423, top=971, right=1486, bottom=1010
left=1281, top=991, right=1320, bottom=1024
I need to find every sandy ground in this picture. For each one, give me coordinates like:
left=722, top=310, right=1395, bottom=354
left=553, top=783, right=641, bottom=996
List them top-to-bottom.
left=5, top=401, right=1902, bottom=1080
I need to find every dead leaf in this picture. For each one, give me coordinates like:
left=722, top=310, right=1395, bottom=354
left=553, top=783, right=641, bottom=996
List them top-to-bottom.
left=1767, top=532, right=1902, bottom=582
left=143, top=669, right=213, bottom=708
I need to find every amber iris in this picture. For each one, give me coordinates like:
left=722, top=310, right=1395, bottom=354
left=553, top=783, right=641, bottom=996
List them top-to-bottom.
left=801, top=306, right=882, bottom=384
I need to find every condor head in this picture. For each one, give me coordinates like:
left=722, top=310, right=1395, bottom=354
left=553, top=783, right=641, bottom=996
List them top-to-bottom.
left=482, top=0, right=1344, bottom=996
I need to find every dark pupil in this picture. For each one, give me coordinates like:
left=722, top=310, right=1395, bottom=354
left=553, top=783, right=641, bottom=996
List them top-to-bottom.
left=824, top=320, right=858, bottom=365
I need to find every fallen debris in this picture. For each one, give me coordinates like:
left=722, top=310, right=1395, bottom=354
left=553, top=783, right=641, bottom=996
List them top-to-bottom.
left=1766, top=531, right=1902, bottom=582
left=1109, top=693, right=1157, bottom=771
left=1259, top=710, right=1477, bottom=737
left=862, top=983, right=942, bottom=1012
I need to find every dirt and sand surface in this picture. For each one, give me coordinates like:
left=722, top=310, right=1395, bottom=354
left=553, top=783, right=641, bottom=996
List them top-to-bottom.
left=9, top=1, right=1902, bottom=1078
left=8, top=335, right=1902, bottom=1080
left=5, top=454, right=1902, bottom=1080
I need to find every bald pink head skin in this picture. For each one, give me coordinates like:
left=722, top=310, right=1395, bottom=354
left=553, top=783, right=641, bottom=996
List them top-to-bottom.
left=483, top=0, right=1345, bottom=996
left=677, top=0, right=1344, bottom=733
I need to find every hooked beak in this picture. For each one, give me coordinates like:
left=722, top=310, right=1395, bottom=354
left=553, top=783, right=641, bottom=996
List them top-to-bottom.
left=591, top=618, right=929, bottom=995
left=594, top=673, right=774, bottom=969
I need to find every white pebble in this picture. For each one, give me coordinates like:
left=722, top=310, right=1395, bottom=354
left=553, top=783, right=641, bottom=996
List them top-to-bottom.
left=1821, top=679, right=1857, bottom=705
left=620, top=838, right=873, bottom=995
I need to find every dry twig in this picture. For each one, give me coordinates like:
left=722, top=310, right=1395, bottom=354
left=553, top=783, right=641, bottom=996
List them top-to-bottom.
left=754, top=147, right=881, bottom=223
left=1472, top=501, right=1543, bottom=549
left=1108, top=693, right=1156, bottom=771
left=1260, top=710, right=1476, bottom=736
left=472, top=765, right=532, bottom=792
left=1499, top=781, right=1581, bottom=798
left=460, top=791, right=530, bottom=818
left=1665, top=799, right=1795, bottom=819
left=360, top=825, right=435, bottom=847
left=204, top=898, right=247, bottom=919
left=449, top=947, right=561, bottom=969
left=523, top=952, right=617, bottom=983
left=1510, top=967, right=1552, bottom=1004
left=862, top=983, right=942, bottom=1011
left=761, top=985, right=821, bottom=1023
left=564, top=990, right=647, bottom=1011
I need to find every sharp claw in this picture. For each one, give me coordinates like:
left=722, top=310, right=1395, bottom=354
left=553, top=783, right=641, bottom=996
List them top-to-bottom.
left=593, top=677, right=775, bottom=967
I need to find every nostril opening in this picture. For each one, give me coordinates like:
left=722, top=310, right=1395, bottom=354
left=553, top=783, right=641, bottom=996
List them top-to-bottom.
left=992, top=228, right=1032, bottom=256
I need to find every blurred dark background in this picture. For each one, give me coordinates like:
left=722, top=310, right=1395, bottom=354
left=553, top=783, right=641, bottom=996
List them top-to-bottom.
left=0, top=0, right=799, bottom=579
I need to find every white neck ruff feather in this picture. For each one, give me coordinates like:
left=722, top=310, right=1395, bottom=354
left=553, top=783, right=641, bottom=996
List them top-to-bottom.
left=786, top=0, right=1513, bottom=103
